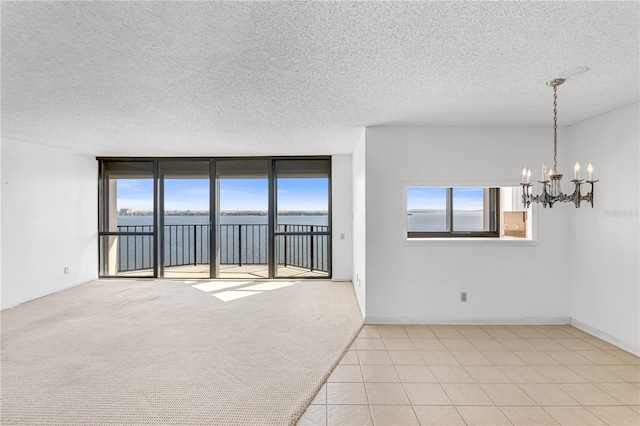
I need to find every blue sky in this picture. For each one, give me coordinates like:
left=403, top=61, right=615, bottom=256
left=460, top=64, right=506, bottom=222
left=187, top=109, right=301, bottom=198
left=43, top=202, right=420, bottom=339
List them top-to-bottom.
left=116, top=177, right=329, bottom=211
left=407, top=187, right=483, bottom=211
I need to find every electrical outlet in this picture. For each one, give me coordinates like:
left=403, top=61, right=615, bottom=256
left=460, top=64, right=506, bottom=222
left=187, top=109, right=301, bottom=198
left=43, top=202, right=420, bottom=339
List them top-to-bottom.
left=64, top=267, right=69, bottom=274
left=460, top=292, right=467, bottom=302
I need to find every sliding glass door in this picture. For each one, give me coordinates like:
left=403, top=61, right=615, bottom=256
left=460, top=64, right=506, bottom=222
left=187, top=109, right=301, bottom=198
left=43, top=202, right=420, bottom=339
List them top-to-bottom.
left=98, top=157, right=331, bottom=279
left=216, top=160, right=269, bottom=279
left=274, top=160, right=331, bottom=278
left=159, top=161, right=211, bottom=279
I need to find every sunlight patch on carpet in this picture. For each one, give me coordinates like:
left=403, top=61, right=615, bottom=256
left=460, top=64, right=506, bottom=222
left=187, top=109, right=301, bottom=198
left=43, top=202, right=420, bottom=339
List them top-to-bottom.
left=192, top=281, right=251, bottom=292
left=242, top=281, right=295, bottom=291
left=213, top=290, right=263, bottom=301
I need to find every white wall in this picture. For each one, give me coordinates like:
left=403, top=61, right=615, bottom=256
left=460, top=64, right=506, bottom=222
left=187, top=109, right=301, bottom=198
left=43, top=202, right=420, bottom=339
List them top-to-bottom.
left=568, top=103, right=640, bottom=354
left=364, top=126, right=572, bottom=324
left=352, top=132, right=367, bottom=318
left=0, top=139, right=3, bottom=301
left=1, top=139, right=98, bottom=310
left=331, top=154, right=353, bottom=281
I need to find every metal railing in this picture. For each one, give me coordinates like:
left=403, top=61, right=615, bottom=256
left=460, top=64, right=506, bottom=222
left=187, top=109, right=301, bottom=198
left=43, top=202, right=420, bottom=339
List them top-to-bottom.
left=116, top=224, right=329, bottom=273
left=164, top=224, right=210, bottom=267
left=277, top=224, right=329, bottom=272
left=116, top=225, right=154, bottom=272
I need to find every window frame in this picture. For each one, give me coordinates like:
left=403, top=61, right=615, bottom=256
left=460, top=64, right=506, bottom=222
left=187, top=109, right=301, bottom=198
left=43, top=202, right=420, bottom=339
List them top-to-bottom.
left=97, top=156, right=332, bottom=279
left=406, top=187, right=501, bottom=239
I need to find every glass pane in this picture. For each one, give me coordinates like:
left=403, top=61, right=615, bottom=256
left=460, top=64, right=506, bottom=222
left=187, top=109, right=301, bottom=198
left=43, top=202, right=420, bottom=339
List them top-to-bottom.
left=216, top=159, right=269, bottom=177
left=275, top=159, right=330, bottom=175
left=101, top=161, right=154, bottom=232
left=217, top=161, right=269, bottom=279
left=162, top=176, right=210, bottom=279
left=115, top=177, right=154, bottom=230
left=276, top=177, right=329, bottom=227
left=407, top=187, right=447, bottom=232
left=452, top=188, right=485, bottom=231
left=99, top=235, right=154, bottom=277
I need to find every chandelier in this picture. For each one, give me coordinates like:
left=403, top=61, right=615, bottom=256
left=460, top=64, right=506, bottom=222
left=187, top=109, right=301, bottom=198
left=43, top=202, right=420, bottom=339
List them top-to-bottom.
left=520, top=78, right=598, bottom=208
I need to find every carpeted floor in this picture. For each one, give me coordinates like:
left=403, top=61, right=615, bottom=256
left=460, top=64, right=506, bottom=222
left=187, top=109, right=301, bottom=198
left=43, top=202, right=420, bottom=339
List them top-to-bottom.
left=1, top=279, right=363, bottom=425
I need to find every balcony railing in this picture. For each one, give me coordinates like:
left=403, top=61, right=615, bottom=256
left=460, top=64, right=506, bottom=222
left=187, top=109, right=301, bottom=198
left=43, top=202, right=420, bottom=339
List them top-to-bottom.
left=116, top=224, right=329, bottom=274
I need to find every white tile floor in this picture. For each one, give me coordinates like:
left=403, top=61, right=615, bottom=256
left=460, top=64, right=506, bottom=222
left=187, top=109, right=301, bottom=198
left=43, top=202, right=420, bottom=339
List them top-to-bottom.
left=297, top=325, right=640, bottom=426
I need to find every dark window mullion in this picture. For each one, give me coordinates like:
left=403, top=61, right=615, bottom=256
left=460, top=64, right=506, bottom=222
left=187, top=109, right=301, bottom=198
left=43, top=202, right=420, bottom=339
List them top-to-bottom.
left=156, top=162, right=162, bottom=278
left=446, top=187, right=453, bottom=232
left=490, top=187, right=500, bottom=233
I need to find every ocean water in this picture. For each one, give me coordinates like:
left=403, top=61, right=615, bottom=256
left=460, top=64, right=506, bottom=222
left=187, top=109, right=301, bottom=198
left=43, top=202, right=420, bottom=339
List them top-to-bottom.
left=407, top=211, right=483, bottom=232
left=116, top=212, right=485, bottom=238
left=118, top=212, right=481, bottom=230
left=118, top=215, right=328, bottom=226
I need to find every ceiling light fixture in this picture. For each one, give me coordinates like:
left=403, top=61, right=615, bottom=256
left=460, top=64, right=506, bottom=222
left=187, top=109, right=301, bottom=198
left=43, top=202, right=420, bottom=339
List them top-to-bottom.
left=520, top=78, right=598, bottom=208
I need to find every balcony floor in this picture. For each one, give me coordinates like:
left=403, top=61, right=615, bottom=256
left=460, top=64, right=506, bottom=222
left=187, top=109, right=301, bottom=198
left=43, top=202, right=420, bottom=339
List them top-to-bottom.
left=117, top=264, right=328, bottom=279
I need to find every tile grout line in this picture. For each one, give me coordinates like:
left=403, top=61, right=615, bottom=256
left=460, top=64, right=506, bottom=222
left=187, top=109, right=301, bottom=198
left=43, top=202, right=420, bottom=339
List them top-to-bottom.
left=301, top=324, right=639, bottom=426
left=403, top=325, right=471, bottom=426
left=390, top=326, right=425, bottom=426
left=423, top=326, right=501, bottom=426
left=358, top=347, right=375, bottom=426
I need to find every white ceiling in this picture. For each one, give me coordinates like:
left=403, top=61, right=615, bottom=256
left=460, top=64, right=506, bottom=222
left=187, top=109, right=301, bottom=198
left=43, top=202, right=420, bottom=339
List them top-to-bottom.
left=1, top=1, right=638, bottom=156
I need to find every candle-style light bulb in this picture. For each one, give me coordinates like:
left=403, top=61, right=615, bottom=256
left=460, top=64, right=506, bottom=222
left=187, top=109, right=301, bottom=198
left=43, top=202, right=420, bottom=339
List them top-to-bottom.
left=574, top=162, right=580, bottom=180
left=541, top=163, right=546, bottom=181
left=588, top=163, right=593, bottom=181
left=522, top=167, right=527, bottom=184
left=526, top=169, right=531, bottom=184
left=549, top=169, right=554, bottom=179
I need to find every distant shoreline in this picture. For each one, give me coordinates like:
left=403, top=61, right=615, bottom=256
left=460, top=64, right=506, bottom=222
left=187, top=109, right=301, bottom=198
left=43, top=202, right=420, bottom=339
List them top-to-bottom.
left=119, top=211, right=329, bottom=216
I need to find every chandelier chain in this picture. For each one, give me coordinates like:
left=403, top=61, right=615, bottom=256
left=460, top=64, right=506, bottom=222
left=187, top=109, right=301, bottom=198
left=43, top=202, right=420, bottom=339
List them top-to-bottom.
left=552, top=85, right=558, bottom=173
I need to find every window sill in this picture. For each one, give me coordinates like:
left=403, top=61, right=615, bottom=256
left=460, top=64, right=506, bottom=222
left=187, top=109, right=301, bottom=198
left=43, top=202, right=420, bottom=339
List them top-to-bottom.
left=403, top=236, right=537, bottom=246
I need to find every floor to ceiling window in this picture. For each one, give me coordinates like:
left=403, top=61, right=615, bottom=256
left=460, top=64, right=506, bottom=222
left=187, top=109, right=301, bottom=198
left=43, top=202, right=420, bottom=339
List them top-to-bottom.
left=97, top=157, right=331, bottom=279
left=216, top=159, right=270, bottom=279
left=274, top=160, right=331, bottom=278
left=159, top=161, right=211, bottom=279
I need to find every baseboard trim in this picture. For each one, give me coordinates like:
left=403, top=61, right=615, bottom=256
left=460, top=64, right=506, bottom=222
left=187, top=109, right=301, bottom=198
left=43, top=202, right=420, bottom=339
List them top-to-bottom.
left=331, top=277, right=352, bottom=282
left=364, top=316, right=570, bottom=325
left=570, top=318, right=640, bottom=356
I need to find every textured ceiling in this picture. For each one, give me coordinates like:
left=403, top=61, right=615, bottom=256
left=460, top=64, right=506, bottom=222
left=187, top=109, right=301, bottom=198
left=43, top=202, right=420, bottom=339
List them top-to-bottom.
left=1, top=1, right=638, bottom=156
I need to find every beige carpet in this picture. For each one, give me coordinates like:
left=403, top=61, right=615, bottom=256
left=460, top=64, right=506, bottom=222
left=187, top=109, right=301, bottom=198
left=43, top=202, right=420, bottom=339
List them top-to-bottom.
left=1, top=279, right=362, bottom=425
